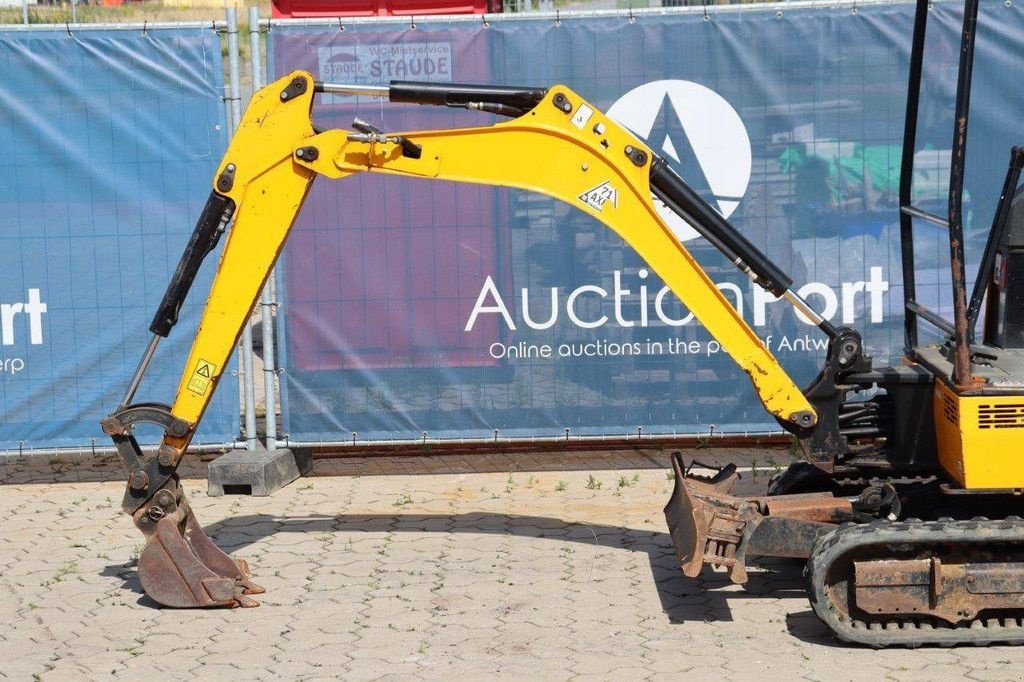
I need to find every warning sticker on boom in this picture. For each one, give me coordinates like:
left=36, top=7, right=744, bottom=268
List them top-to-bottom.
left=578, top=181, right=618, bottom=212
left=186, top=358, right=217, bottom=396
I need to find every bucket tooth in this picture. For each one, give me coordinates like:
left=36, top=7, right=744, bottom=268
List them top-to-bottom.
left=182, top=503, right=264, bottom=594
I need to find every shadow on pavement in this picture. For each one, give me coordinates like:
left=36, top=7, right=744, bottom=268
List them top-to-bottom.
left=3, top=448, right=792, bottom=486
left=140, top=512, right=819, bottom=632
left=100, top=562, right=163, bottom=608
left=784, top=609, right=847, bottom=647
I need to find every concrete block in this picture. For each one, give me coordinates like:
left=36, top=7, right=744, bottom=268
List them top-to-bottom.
left=207, top=447, right=311, bottom=497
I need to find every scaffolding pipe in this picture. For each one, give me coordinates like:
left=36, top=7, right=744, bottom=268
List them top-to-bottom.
left=260, top=0, right=897, bottom=28
left=226, top=6, right=260, bottom=452
left=249, top=7, right=280, bottom=448
left=7, top=20, right=225, bottom=31
left=274, top=430, right=784, bottom=450
left=1, top=441, right=242, bottom=460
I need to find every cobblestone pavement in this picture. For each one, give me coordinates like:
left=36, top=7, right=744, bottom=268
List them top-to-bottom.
left=2, top=450, right=1024, bottom=681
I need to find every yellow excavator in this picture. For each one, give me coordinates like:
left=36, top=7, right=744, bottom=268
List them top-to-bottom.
left=103, top=0, right=1024, bottom=647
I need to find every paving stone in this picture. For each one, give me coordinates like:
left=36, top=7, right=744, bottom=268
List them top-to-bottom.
left=2, top=452, right=1023, bottom=679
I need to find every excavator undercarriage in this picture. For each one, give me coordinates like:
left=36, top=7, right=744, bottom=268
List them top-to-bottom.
left=103, top=0, right=1024, bottom=648
left=668, top=452, right=1024, bottom=646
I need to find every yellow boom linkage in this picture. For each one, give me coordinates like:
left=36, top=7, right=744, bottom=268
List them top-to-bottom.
left=103, top=70, right=828, bottom=608
left=175, top=70, right=812, bottom=448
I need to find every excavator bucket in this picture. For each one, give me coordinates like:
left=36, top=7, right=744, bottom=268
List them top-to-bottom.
left=663, top=452, right=759, bottom=583
left=664, top=452, right=855, bottom=585
left=663, top=453, right=711, bottom=578
left=132, top=479, right=264, bottom=608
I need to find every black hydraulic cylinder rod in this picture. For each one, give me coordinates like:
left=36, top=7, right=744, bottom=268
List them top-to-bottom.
left=388, top=81, right=548, bottom=111
left=649, top=158, right=793, bottom=298
left=149, top=191, right=234, bottom=337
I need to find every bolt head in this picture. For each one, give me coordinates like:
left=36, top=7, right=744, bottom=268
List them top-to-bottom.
left=790, top=411, right=815, bottom=427
left=157, top=445, right=176, bottom=467
left=128, top=470, right=149, bottom=491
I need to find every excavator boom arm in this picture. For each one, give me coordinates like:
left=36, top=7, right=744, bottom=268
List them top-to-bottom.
left=157, top=70, right=818, bottom=462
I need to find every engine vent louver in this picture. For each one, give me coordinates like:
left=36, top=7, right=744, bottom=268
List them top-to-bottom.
left=942, top=394, right=959, bottom=426
left=978, top=404, right=1024, bottom=429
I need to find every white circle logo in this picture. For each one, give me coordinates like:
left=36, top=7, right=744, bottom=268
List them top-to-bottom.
left=607, top=80, right=752, bottom=242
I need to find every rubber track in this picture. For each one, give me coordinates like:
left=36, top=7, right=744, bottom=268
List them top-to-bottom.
left=766, top=464, right=936, bottom=497
left=807, top=518, right=1024, bottom=647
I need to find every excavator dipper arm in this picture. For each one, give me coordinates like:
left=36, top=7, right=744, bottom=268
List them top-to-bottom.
left=103, top=70, right=844, bottom=608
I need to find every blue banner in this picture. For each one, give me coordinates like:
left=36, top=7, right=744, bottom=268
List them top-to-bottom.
left=270, top=1, right=1024, bottom=442
left=0, top=26, right=238, bottom=449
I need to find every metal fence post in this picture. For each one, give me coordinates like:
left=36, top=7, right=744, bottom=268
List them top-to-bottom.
left=21, top=0, right=28, bottom=25
left=226, top=6, right=260, bottom=452
left=248, top=7, right=281, bottom=449
left=207, top=12, right=307, bottom=498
